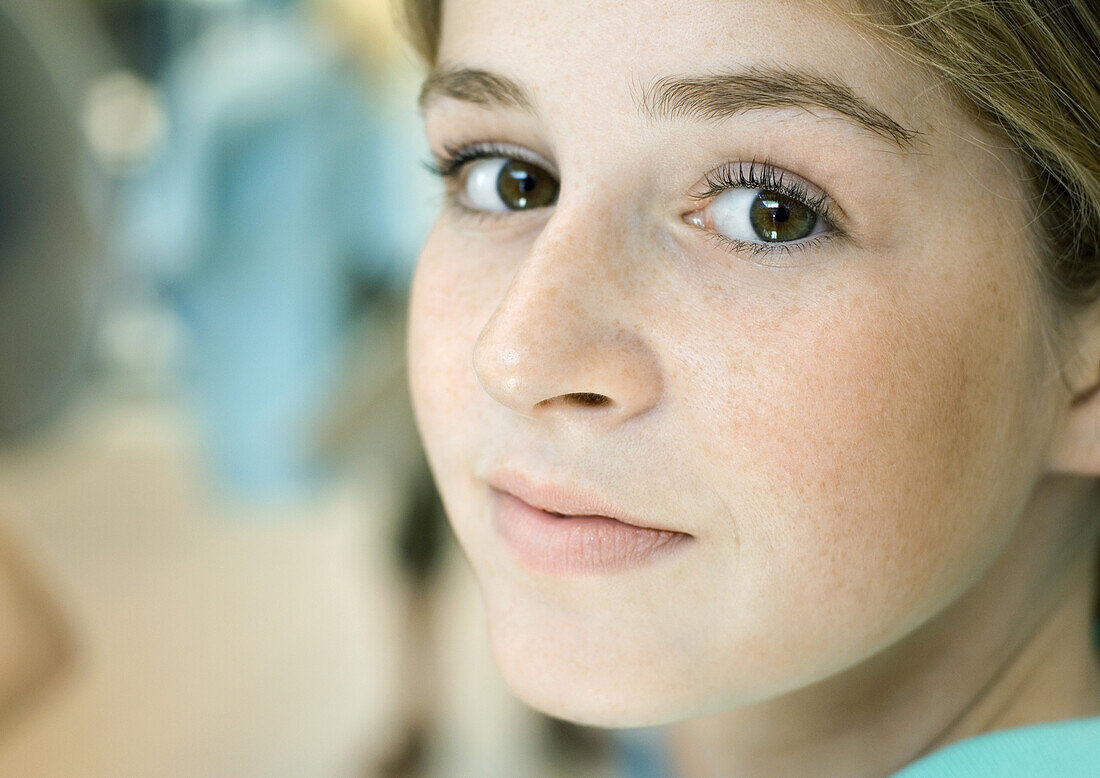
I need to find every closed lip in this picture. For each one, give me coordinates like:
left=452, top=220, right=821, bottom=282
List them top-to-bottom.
left=486, top=468, right=690, bottom=536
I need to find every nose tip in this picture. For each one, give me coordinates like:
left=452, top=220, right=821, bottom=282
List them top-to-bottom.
left=473, top=321, right=663, bottom=424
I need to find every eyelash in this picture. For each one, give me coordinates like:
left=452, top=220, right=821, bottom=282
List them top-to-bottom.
left=426, top=141, right=545, bottom=188
left=425, top=145, right=840, bottom=259
left=690, top=160, right=840, bottom=260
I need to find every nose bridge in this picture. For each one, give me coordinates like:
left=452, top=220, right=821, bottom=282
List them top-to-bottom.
left=472, top=204, right=663, bottom=422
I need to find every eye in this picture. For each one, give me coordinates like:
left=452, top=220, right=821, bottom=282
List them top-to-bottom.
left=461, top=157, right=559, bottom=212
left=683, top=162, right=839, bottom=256
left=689, top=187, right=826, bottom=245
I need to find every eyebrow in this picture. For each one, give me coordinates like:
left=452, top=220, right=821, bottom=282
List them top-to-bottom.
left=420, top=64, right=920, bottom=151
left=419, top=67, right=533, bottom=112
left=640, top=68, right=919, bottom=149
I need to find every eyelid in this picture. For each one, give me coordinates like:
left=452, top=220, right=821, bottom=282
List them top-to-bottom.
left=427, top=140, right=558, bottom=180
left=689, top=160, right=842, bottom=227
left=701, top=231, right=836, bottom=268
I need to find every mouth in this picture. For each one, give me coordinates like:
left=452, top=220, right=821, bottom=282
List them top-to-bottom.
left=486, top=472, right=692, bottom=576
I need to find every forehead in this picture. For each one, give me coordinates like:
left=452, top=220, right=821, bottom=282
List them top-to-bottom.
left=436, top=0, right=943, bottom=136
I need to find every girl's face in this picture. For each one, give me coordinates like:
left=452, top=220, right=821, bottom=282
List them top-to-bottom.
left=409, top=0, right=1066, bottom=725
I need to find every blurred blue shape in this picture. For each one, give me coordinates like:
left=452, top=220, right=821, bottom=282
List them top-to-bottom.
left=123, top=8, right=426, bottom=500
left=615, top=727, right=671, bottom=778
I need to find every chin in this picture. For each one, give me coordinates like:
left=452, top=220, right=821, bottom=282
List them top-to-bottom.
left=478, top=590, right=769, bottom=729
left=488, top=633, right=680, bottom=728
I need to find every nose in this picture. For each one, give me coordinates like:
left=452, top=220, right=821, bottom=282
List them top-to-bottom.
left=472, top=216, right=663, bottom=424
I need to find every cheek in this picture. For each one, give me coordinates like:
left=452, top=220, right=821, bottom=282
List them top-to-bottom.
left=408, top=224, right=505, bottom=417
left=407, top=225, right=513, bottom=545
left=409, top=232, right=473, bottom=435
left=680, top=255, right=1049, bottom=666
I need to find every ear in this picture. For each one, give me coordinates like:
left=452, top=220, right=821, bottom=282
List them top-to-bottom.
left=1049, top=311, right=1100, bottom=475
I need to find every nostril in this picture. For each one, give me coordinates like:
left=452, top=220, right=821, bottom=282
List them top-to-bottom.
left=533, top=392, right=613, bottom=411
left=568, top=392, right=612, bottom=407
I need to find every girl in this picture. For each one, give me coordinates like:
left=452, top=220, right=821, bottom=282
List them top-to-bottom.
left=403, top=0, right=1100, bottom=773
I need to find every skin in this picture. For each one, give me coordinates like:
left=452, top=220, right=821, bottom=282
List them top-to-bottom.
left=407, top=0, right=1100, bottom=773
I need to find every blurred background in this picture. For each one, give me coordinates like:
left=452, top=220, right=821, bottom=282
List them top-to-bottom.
left=0, top=0, right=659, bottom=774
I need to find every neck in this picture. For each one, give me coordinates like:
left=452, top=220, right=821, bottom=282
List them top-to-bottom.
left=667, top=478, right=1100, bottom=778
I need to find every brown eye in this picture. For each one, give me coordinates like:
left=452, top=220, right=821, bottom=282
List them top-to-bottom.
left=460, top=156, right=559, bottom=212
left=496, top=159, right=558, bottom=209
left=695, top=181, right=825, bottom=249
left=750, top=190, right=818, bottom=242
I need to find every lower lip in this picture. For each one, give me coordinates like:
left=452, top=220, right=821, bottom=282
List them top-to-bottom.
left=491, top=490, right=690, bottom=575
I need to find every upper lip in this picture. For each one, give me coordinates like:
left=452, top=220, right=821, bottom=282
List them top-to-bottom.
left=487, top=468, right=689, bottom=535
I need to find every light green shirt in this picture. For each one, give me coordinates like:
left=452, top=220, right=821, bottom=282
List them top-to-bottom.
left=893, top=717, right=1100, bottom=777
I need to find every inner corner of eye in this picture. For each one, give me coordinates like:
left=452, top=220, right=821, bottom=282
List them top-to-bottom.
left=683, top=209, right=707, bottom=229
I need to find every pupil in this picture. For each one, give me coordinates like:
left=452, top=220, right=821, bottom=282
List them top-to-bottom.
left=497, top=159, right=558, bottom=210
left=750, top=190, right=816, bottom=242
